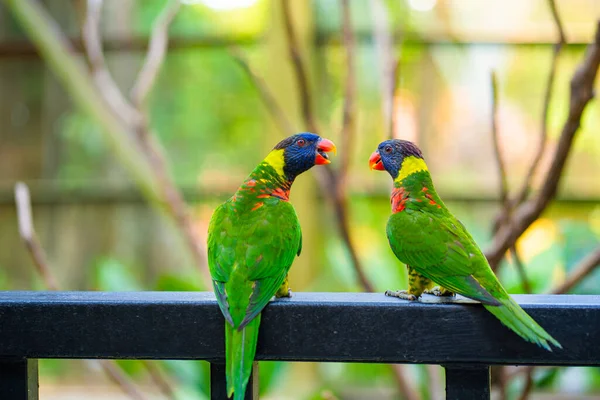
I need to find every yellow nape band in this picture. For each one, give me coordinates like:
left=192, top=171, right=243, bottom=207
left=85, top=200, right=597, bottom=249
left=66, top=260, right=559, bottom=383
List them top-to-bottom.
left=263, top=149, right=286, bottom=176
left=395, top=156, right=429, bottom=182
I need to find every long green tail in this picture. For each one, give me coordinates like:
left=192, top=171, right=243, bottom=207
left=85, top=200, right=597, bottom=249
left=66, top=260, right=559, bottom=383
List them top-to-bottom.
left=484, top=296, right=561, bottom=351
left=226, top=314, right=261, bottom=400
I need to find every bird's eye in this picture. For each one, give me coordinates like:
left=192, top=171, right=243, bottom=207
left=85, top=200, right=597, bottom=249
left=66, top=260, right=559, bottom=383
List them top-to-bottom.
left=296, top=138, right=306, bottom=147
left=384, top=145, right=393, bottom=154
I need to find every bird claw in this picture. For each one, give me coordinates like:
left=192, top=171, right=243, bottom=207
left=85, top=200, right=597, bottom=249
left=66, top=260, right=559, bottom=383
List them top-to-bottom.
left=423, top=286, right=454, bottom=297
left=276, top=288, right=292, bottom=298
left=385, top=289, right=418, bottom=301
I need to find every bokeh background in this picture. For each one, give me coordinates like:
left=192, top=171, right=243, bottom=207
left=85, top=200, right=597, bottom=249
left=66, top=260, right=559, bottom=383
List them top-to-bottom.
left=0, top=0, right=599, bottom=399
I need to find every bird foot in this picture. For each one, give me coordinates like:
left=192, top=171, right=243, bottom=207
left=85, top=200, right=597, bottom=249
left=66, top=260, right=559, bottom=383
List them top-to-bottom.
left=423, top=286, right=454, bottom=297
left=276, top=288, right=292, bottom=298
left=385, top=289, right=418, bottom=301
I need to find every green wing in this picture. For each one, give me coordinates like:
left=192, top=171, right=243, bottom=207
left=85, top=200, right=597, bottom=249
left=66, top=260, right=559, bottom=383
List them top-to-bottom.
left=207, top=197, right=302, bottom=329
left=386, top=208, right=501, bottom=305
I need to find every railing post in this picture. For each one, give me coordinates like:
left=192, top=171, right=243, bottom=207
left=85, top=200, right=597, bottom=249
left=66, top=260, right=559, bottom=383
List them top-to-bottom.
left=0, top=359, right=38, bottom=399
left=210, top=361, right=259, bottom=399
left=444, top=365, right=490, bottom=400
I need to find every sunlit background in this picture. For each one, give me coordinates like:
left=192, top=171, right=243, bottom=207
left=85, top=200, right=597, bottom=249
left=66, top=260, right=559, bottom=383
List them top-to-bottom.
left=0, top=0, right=599, bottom=399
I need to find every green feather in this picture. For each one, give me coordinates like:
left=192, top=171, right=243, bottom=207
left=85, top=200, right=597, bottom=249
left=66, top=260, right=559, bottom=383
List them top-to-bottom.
left=208, top=158, right=302, bottom=399
left=386, top=168, right=561, bottom=350
left=484, top=298, right=562, bottom=351
left=226, top=315, right=261, bottom=399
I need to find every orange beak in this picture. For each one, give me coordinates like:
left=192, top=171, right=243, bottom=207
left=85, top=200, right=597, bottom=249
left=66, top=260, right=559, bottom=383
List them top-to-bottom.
left=315, top=138, right=337, bottom=165
left=369, top=151, right=385, bottom=171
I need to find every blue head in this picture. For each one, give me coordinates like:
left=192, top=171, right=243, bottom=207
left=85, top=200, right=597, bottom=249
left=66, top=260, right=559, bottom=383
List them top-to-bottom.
left=271, top=133, right=337, bottom=180
left=369, top=139, right=424, bottom=179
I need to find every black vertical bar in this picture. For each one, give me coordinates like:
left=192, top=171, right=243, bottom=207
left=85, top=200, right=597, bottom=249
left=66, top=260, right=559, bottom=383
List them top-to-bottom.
left=0, top=359, right=38, bottom=400
left=210, top=361, right=258, bottom=400
left=444, top=365, right=490, bottom=400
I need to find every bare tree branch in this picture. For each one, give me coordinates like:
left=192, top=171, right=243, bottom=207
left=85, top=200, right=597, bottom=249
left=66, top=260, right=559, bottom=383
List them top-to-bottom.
left=5, top=0, right=211, bottom=285
left=82, top=0, right=142, bottom=126
left=130, top=0, right=181, bottom=108
left=280, top=0, right=375, bottom=292
left=281, top=0, right=318, bottom=133
left=337, top=0, right=376, bottom=293
left=339, top=0, right=356, bottom=188
left=369, top=0, right=399, bottom=140
left=493, top=0, right=568, bottom=234
left=514, top=0, right=567, bottom=206
left=548, top=0, right=567, bottom=46
left=280, top=2, right=416, bottom=398
left=485, top=20, right=600, bottom=269
left=229, top=46, right=295, bottom=134
left=388, top=57, right=401, bottom=139
left=490, top=70, right=508, bottom=206
left=489, top=71, right=533, bottom=290
left=14, top=182, right=59, bottom=291
left=14, top=183, right=147, bottom=400
left=551, top=246, right=600, bottom=294
left=511, top=247, right=532, bottom=293
left=98, top=360, right=147, bottom=400
left=143, top=361, right=176, bottom=399
left=390, top=364, right=420, bottom=400
left=426, top=365, right=444, bottom=400
left=517, top=367, right=534, bottom=400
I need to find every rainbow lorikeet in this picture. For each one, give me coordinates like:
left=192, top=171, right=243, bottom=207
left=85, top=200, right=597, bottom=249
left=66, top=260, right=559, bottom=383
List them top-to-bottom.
left=207, top=133, right=336, bottom=399
left=369, top=139, right=561, bottom=351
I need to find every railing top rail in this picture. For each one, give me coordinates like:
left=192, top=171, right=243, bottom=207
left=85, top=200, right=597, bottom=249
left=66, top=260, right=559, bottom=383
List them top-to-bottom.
left=0, top=291, right=597, bottom=366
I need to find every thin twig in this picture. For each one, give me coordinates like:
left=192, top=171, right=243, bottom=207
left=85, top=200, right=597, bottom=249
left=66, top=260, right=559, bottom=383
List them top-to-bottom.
left=80, top=0, right=211, bottom=284
left=82, top=0, right=141, bottom=126
left=130, top=0, right=181, bottom=108
left=280, top=0, right=375, bottom=292
left=281, top=0, right=317, bottom=133
left=334, top=0, right=376, bottom=293
left=339, top=0, right=356, bottom=186
left=369, top=0, right=398, bottom=140
left=493, top=0, right=568, bottom=234
left=514, top=0, right=567, bottom=205
left=548, top=0, right=567, bottom=46
left=280, top=3, right=415, bottom=398
left=485, top=20, right=600, bottom=269
left=229, top=46, right=295, bottom=134
left=389, top=57, right=401, bottom=139
left=490, top=70, right=508, bottom=206
left=490, top=70, right=530, bottom=297
left=14, top=182, right=59, bottom=291
left=14, top=183, right=147, bottom=400
left=511, top=246, right=532, bottom=293
left=551, top=246, right=600, bottom=294
left=99, top=360, right=146, bottom=400
left=143, top=361, right=176, bottom=399
left=391, top=364, right=419, bottom=400
left=426, top=365, right=444, bottom=400
left=517, top=367, right=535, bottom=400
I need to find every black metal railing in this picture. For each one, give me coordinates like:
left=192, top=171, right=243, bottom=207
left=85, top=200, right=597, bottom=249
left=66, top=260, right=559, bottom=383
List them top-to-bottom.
left=0, top=291, right=598, bottom=399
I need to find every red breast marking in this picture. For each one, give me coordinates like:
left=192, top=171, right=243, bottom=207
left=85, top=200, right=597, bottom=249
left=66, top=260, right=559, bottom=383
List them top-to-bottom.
left=246, top=180, right=256, bottom=187
left=272, top=187, right=290, bottom=201
left=391, top=187, right=408, bottom=213
left=422, top=187, right=429, bottom=192
left=257, top=193, right=270, bottom=199
left=425, top=193, right=436, bottom=205
left=251, top=202, right=264, bottom=211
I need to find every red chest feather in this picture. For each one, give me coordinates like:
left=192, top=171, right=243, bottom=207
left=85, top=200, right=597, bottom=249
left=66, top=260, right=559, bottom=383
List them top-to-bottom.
left=391, top=187, right=409, bottom=213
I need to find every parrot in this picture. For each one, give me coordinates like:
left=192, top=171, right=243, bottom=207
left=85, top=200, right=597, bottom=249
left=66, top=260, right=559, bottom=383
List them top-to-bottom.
left=207, top=133, right=336, bottom=399
left=369, top=139, right=561, bottom=351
